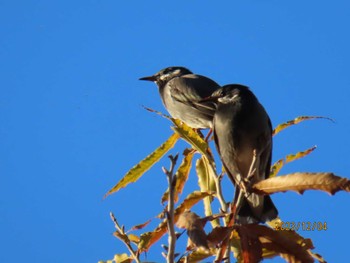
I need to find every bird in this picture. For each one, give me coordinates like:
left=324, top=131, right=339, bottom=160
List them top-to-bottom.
left=139, top=66, right=220, bottom=129
left=207, top=84, right=278, bottom=224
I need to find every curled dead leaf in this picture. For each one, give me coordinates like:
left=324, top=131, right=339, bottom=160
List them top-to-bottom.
left=253, top=172, right=350, bottom=195
left=176, top=211, right=209, bottom=251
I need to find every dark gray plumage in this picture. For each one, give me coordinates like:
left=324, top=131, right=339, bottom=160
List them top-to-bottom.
left=139, top=66, right=219, bottom=129
left=210, top=84, right=278, bottom=223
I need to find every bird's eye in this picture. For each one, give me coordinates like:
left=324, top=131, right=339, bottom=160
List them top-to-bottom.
left=164, top=68, right=173, bottom=74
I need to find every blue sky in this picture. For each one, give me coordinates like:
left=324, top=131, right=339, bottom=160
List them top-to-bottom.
left=1, top=1, right=349, bottom=262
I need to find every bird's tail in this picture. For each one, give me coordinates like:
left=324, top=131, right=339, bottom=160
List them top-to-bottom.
left=234, top=191, right=278, bottom=224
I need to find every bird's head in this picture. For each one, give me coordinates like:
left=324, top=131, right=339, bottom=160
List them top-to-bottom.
left=139, top=66, right=192, bottom=84
left=201, top=84, right=249, bottom=104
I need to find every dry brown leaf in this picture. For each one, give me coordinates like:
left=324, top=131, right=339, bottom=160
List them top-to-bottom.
left=252, top=172, right=350, bottom=195
left=138, top=192, right=212, bottom=252
left=176, top=210, right=202, bottom=229
left=176, top=211, right=209, bottom=251
left=267, top=218, right=314, bottom=251
left=129, top=219, right=152, bottom=232
left=241, top=224, right=314, bottom=263
left=236, top=225, right=262, bottom=263
left=206, top=226, right=232, bottom=247
left=138, top=227, right=167, bottom=253
left=187, top=227, right=210, bottom=252
left=263, top=242, right=306, bottom=263
left=177, top=250, right=214, bottom=263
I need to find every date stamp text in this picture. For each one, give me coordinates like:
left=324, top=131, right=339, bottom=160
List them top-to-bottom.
left=274, top=221, right=328, bottom=231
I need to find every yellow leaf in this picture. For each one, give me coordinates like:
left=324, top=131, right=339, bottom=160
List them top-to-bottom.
left=143, top=105, right=211, bottom=158
left=273, top=116, right=334, bottom=136
left=171, top=119, right=211, bottom=160
left=104, top=133, right=180, bottom=198
left=285, top=145, right=317, bottom=163
left=270, top=146, right=317, bottom=177
left=161, top=149, right=195, bottom=203
left=196, top=156, right=219, bottom=227
left=270, top=159, right=284, bottom=178
left=174, top=191, right=214, bottom=216
left=230, top=229, right=242, bottom=262
left=113, top=231, right=129, bottom=244
left=138, top=231, right=157, bottom=252
left=128, top=234, right=140, bottom=244
left=99, top=249, right=133, bottom=262
left=177, top=250, right=214, bottom=262
left=113, top=253, right=132, bottom=263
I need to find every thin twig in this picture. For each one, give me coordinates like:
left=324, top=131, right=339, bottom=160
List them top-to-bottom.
left=234, top=149, right=258, bottom=217
left=246, top=149, right=258, bottom=182
left=163, top=154, right=179, bottom=263
left=204, top=159, right=230, bottom=263
left=110, top=212, right=140, bottom=263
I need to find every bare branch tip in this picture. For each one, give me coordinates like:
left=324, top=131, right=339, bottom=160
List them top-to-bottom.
left=162, top=166, right=169, bottom=174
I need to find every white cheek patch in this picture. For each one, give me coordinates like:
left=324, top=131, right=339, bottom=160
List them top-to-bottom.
left=159, top=69, right=181, bottom=81
left=173, top=69, right=181, bottom=75
left=159, top=74, right=169, bottom=81
left=218, top=94, right=239, bottom=104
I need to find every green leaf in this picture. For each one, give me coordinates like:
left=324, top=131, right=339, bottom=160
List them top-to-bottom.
left=273, top=116, right=334, bottom=136
left=104, top=133, right=180, bottom=198
left=270, top=146, right=317, bottom=177
left=161, top=148, right=195, bottom=203
left=196, top=156, right=219, bottom=227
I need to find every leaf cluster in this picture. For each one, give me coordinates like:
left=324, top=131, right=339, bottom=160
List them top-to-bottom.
left=100, top=114, right=345, bottom=263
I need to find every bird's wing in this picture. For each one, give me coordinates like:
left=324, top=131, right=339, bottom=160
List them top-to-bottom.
left=168, top=75, right=219, bottom=117
left=252, top=103, right=273, bottom=180
left=261, top=116, right=273, bottom=179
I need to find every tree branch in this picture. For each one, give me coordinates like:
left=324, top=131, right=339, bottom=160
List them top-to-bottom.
left=163, top=154, right=179, bottom=263
left=110, top=212, right=140, bottom=263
